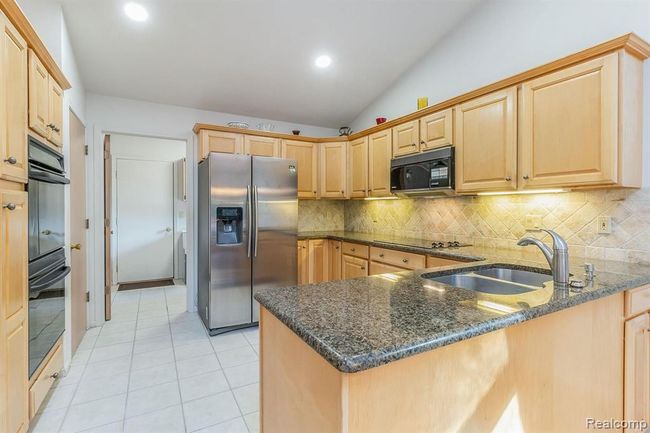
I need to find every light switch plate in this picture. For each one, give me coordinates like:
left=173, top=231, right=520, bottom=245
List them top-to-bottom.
left=525, top=214, right=543, bottom=231
left=597, top=216, right=612, bottom=234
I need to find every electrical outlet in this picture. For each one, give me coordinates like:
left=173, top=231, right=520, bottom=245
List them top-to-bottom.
left=525, top=214, right=543, bottom=231
left=597, top=216, right=612, bottom=234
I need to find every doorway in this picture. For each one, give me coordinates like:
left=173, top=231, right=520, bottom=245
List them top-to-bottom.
left=103, top=133, right=187, bottom=319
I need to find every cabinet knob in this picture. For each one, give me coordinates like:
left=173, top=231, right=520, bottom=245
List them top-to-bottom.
left=47, top=123, right=55, bottom=129
left=420, top=140, right=425, bottom=145
left=411, top=143, right=416, bottom=147
left=4, top=156, right=17, bottom=165
left=523, top=175, right=530, bottom=180
left=505, top=176, right=512, bottom=181
left=313, top=191, right=316, bottom=194
left=341, top=191, right=344, bottom=194
left=2, top=203, right=16, bottom=211
left=335, top=246, right=339, bottom=250
left=351, top=248, right=355, bottom=252
left=379, top=253, right=384, bottom=258
left=402, top=258, right=408, bottom=263
left=361, top=266, right=365, bottom=270
left=50, top=372, right=59, bottom=379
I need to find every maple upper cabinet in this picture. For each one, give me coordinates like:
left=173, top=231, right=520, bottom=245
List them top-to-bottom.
left=0, top=14, right=28, bottom=184
left=28, top=50, right=62, bottom=149
left=520, top=52, right=641, bottom=189
left=455, top=86, right=517, bottom=193
left=419, top=108, right=453, bottom=151
left=392, top=120, right=419, bottom=157
left=198, top=130, right=243, bottom=159
left=368, top=130, right=392, bottom=197
left=244, top=135, right=279, bottom=157
left=349, top=137, right=368, bottom=198
left=282, top=139, right=318, bottom=198
left=320, top=142, right=347, bottom=199
left=0, top=189, right=29, bottom=433
left=624, top=312, right=649, bottom=428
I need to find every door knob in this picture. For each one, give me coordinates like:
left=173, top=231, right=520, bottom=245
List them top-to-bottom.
left=3, top=156, right=16, bottom=165
left=70, top=243, right=81, bottom=250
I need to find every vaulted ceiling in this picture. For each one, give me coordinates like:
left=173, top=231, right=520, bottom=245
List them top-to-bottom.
left=58, top=0, right=481, bottom=127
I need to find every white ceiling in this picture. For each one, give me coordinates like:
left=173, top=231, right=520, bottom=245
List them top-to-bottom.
left=59, top=0, right=481, bottom=128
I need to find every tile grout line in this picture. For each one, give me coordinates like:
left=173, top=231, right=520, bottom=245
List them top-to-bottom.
left=120, top=288, right=142, bottom=433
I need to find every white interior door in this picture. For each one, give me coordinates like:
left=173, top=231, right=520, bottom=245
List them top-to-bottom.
left=116, top=159, right=174, bottom=283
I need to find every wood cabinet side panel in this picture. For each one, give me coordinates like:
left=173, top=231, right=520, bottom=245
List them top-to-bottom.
left=624, top=313, right=650, bottom=428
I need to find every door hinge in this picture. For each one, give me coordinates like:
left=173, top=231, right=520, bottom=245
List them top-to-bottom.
left=84, top=145, right=89, bottom=155
left=104, top=150, right=110, bottom=160
left=85, top=218, right=90, bottom=229
left=85, top=291, right=90, bottom=302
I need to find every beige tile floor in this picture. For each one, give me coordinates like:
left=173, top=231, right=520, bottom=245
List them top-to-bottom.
left=28, top=284, right=260, bottom=433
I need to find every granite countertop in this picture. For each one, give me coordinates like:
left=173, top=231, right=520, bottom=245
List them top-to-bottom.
left=255, top=231, right=650, bottom=373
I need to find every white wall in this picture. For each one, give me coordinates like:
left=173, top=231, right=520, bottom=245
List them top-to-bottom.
left=108, top=134, right=187, bottom=284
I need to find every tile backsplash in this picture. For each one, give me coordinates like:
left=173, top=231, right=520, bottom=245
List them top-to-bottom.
left=343, top=189, right=650, bottom=264
left=298, top=200, right=344, bottom=232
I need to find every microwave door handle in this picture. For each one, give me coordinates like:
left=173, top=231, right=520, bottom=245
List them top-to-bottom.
left=246, top=185, right=252, bottom=258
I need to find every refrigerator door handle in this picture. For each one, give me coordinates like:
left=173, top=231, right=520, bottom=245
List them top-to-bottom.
left=246, top=184, right=252, bottom=258
left=253, top=185, right=259, bottom=257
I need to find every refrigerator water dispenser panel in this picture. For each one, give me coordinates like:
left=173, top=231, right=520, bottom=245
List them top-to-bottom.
left=216, top=207, right=243, bottom=244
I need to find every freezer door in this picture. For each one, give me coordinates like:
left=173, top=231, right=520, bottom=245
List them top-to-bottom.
left=207, top=153, right=253, bottom=329
left=252, top=156, right=298, bottom=322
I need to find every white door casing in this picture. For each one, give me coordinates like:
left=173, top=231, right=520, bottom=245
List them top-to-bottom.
left=116, top=158, right=174, bottom=283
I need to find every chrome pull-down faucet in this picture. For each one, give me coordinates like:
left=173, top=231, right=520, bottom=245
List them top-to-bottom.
left=517, top=229, right=570, bottom=288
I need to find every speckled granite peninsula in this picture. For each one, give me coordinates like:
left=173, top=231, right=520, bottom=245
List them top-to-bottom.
left=256, top=231, right=650, bottom=373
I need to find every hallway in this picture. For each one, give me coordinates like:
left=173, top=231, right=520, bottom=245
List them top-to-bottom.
left=29, top=285, right=260, bottom=433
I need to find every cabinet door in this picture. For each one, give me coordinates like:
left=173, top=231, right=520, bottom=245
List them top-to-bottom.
left=0, top=16, right=27, bottom=183
left=28, top=50, right=49, bottom=139
left=520, top=53, right=618, bottom=188
left=47, top=76, right=63, bottom=148
left=455, top=87, right=517, bottom=193
left=420, top=108, right=453, bottom=151
left=392, top=120, right=419, bottom=157
left=199, top=130, right=243, bottom=160
left=368, top=130, right=392, bottom=197
left=244, top=135, right=279, bottom=157
left=349, top=137, right=368, bottom=198
left=282, top=140, right=318, bottom=199
left=320, top=142, right=347, bottom=199
left=0, top=189, right=28, bottom=433
left=307, top=239, right=328, bottom=283
left=297, top=240, right=309, bottom=284
left=328, top=240, right=341, bottom=281
left=342, top=255, right=368, bottom=279
left=369, top=261, right=407, bottom=276
left=624, top=313, right=649, bottom=428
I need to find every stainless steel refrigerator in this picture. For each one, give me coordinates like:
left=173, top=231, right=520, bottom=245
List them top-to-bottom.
left=197, top=153, right=298, bottom=335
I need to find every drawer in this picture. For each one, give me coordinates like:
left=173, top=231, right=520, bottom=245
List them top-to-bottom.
left=341, top=242, right=369, bottom=259
left=370, top=247, right=425, bottom=270
left=426, top=256, right=467, bottom=269
left=369, top=261, right=409, bottom=276
left=625, top=285, right=650, bottom=318
left=29, top=344, right=63, bottom=418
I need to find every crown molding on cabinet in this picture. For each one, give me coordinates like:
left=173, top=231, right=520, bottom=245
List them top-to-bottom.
left=0, top=0, right=71, bottom=89
left=195, top=32, right=649, bottom=143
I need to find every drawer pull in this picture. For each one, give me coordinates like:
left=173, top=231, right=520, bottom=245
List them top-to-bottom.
left=4, top=156, right=17, bottom=165
left=2, top=203, right=16, bottom=211
left=351, top=248, right=355, bottom=252
left=379, top=253, right=384, bottom=258
left=402, top=258, right=408, bottom=263
left=360, top=266, right=365, bottom=270
left=50, top=372, right=59, bottom=379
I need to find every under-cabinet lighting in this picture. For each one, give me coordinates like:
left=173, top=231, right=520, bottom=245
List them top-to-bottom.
left=476, top=189, right=567, bottom=197
left=363, top=196, right=399, bottom=201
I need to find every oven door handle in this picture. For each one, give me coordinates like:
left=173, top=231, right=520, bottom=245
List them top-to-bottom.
left=29, top=168, right=70, bottom=185
left=29, top=266, right=71, bottom=294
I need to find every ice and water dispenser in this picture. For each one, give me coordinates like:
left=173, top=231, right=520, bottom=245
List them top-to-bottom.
left=216, top=207, right=243, bottom=244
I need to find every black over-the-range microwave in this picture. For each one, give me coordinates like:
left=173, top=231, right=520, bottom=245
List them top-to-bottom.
left=390, top=146, right=454, bottom=196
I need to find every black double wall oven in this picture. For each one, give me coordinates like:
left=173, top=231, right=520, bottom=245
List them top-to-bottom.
left=27, top=136, right=70, bottom=377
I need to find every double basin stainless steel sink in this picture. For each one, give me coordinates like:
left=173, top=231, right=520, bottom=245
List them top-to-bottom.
left=425, top=266, right=552, bottom=295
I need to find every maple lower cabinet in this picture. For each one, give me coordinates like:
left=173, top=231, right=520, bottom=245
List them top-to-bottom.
left=0, top=15, right=28, bottom=183
left=27, top=50, right=62, bottom=149
left=520, top=52, right=641, bottom=189
left=455, top=87, right=517, bottom=193
left=419, top=108, right=453, bottom=151
left=392, top=120, right=419, bottom=157
left=198, top=130, right=243, bottom=159
left=368, top=130, right=392, bottom=197
left=244, top=135, right=279, bottom=157
left=348, top=137, right=368, bottom=198
left=282, top=140, right=318, bottom=198
left=320, top=142, right=347, bottom=199
left=0, top=189, right=29, bottom=433
left=307, top=239, right=328, bottom=284
left=297, top=240, right=309, bottom=284
left=328, top=240, right=342, bottom=281
left=342, top=254, right=368, bottom=279
left=369, top=261, right=407, bottom=276
left=624, top=312, right=649, bottom=430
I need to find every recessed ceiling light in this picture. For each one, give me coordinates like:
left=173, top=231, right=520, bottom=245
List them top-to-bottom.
left=124, top=2, right=148, bottom=22
left=314, top=55, right=332, bottom=68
